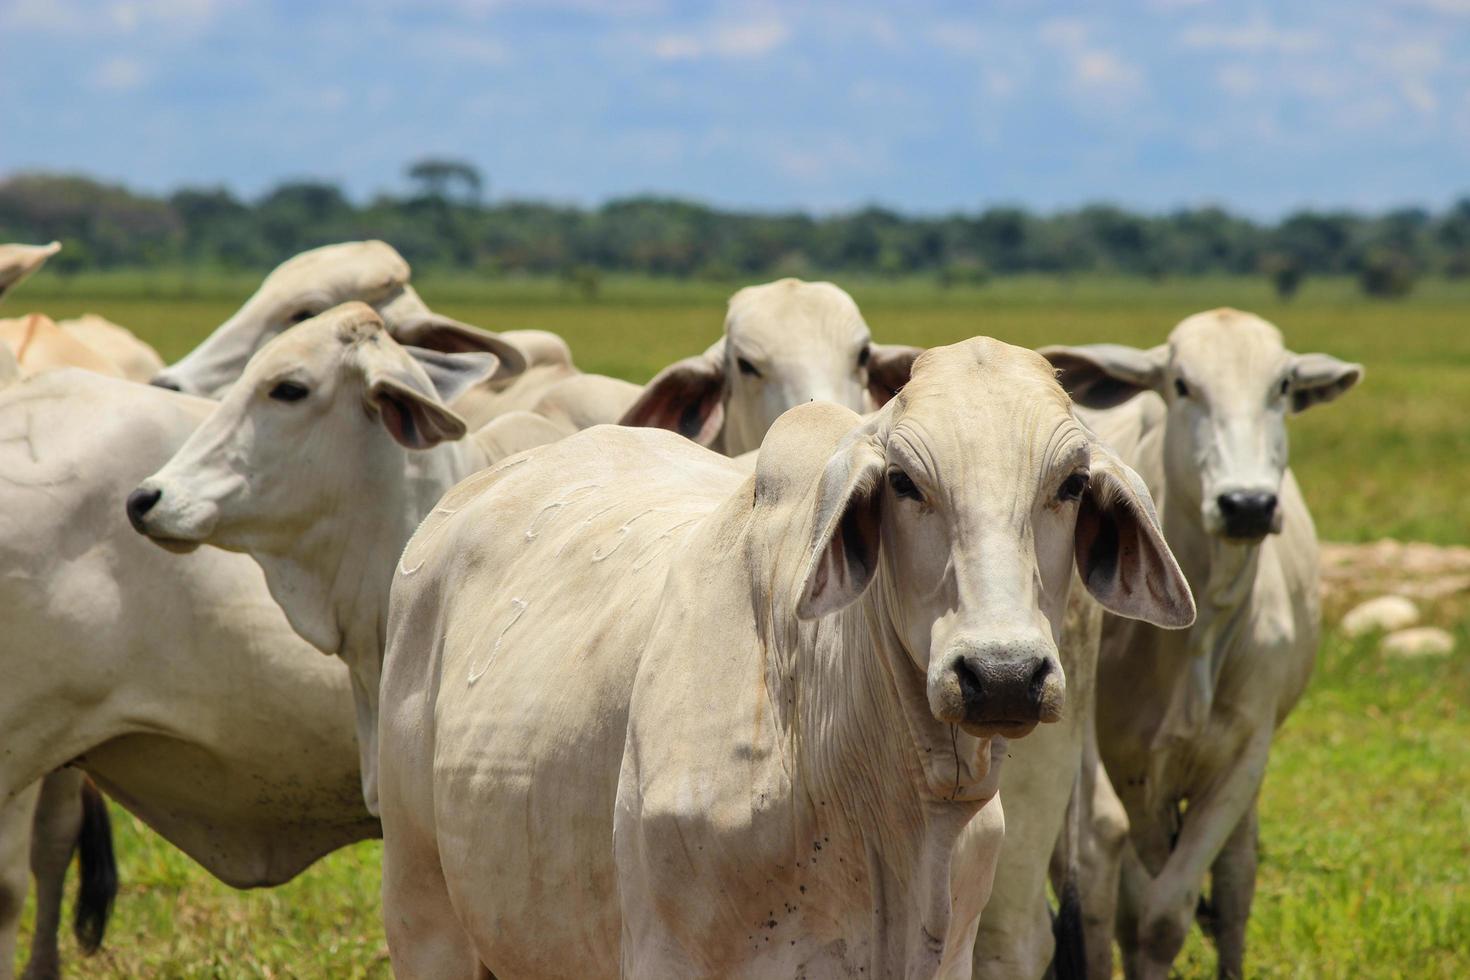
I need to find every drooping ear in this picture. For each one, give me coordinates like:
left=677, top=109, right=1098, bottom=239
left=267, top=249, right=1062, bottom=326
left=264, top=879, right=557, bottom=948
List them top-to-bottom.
left=389, top=314, right=527, bottom=385
left=867, top=343, right=923, bottom=405
left=618, top=344, right=726, bottom=446
left=1039, top=344, right=1168, bottom=410
left=405, top=346, right=503, bottom=406
left=359, top=347, right=472, bottom=450
left=1288, top=353, right=1362, bottom=413
left=795, top=426, right=887, bottom=620
left=1074, top=442, right=1195, bottom=629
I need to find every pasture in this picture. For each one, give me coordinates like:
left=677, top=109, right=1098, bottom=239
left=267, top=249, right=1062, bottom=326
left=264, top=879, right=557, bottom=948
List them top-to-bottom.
left=11, top=274, right=1470, bottom=977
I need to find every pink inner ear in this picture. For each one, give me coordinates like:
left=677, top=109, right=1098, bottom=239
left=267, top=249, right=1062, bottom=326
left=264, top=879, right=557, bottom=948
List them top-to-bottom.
left=379, top=395, right=420, bottom=447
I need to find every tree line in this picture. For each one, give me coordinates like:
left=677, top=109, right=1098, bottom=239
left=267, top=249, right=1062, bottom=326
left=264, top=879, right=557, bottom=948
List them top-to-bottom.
left=2, top=161, right=1466, bottom=297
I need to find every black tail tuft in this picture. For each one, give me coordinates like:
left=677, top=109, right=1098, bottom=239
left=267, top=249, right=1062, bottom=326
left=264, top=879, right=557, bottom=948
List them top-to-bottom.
left=72, top=778, right=117, bottom=955
left=1050, top=877, right=1087, bottom=980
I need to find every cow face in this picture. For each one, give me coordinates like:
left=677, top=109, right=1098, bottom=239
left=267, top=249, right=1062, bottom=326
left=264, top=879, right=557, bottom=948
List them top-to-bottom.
left=148, top=240, right=504, bottom=397
left=620, top=278, right=921, bottom=455
left=128, top=303, right=501, bottom=570
left=1043, top=310, right=1362, bottom=541
left=794, top=338, right=1195, bottom=739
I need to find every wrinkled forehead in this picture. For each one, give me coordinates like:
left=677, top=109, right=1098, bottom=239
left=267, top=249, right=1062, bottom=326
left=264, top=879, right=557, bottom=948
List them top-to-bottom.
left=260, top=241, right=408, bottom=298
left=726, top=280, right=869, bottom=353
left=240, top=305, right=383, bottom=381
left=1169, top=309, right=1288, bottom=386
left=891, top=338, right=1083, bottom=467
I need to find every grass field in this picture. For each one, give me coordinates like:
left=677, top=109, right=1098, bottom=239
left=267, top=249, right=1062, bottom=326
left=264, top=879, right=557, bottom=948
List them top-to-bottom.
left=9, top=274, right=1469, bottom=977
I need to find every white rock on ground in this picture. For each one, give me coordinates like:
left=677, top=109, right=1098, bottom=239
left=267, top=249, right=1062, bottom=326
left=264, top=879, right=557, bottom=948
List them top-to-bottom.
left=1341, top=595, right=1420, bottom=637
left=1381, top=627, right=1455, bottom=659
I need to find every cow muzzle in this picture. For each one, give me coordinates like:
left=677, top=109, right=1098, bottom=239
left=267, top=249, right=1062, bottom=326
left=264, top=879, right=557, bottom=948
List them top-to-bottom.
left=126, top=482, right=207, bottom=553
left=1214, top=490, right=1281, bottom=541
left=929, top=637, right=1065, bottom=739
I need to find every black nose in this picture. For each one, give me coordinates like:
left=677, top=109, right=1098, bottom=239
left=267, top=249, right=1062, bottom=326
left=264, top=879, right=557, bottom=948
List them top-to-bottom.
left=149, top=376, right=182, bottom=392
left=126, top=487, right=162, bottom=533
left=1217, top=491, right=1277, bottom=539
left=953, top=655, right=1061, bottom=730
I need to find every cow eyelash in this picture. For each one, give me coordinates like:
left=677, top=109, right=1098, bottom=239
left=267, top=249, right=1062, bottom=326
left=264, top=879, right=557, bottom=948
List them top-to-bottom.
left=287, top=309, right=317, bottom=325
left=858, top=345, right=871, bottom=368
left=736, top=357, right=761, bottom=378
left=1277, top=377, right=1290, bottom=396
left=1174, top=378, right=1190, bottom=398
left=268, top=380, right=310, bottom=402
left=888, top=468, right=923, bottom=502
left=1058, top=472, right=1089, bottom=503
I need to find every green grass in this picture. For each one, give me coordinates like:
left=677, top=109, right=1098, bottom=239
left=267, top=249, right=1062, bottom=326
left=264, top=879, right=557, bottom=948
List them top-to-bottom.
left=10, top=274, right=1469, bottom=976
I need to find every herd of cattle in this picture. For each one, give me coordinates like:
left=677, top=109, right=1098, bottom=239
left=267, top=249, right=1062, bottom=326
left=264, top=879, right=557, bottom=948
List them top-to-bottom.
left=0, top=239, right=1362, bottom=979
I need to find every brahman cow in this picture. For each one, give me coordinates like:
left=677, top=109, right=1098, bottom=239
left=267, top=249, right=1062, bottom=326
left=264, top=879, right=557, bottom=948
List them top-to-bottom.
left=620, top=277, right=919, bottom=454
left=129, top=303, right=563, bottom=810
left=1042, top=309, right=1361, bottom=979
left=376, top=337, right=1193, bottom=977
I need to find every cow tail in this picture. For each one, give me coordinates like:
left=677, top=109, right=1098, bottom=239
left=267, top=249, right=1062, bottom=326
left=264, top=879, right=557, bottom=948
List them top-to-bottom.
left=1048, top=767, right=1087, bottom=980
left=73, top=777, right=118, bottom=955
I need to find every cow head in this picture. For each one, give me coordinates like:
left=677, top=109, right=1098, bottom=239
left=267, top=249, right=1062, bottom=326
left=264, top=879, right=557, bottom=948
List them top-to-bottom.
left=149, top=240, right=522, bottom=397
left=620, top=278, right=921, bottom=455
left=127, top=302, right=505, bottom=647
left=1042, top=309, right=1362, bottom=541
left=782, top=337, right=1194, bottom=740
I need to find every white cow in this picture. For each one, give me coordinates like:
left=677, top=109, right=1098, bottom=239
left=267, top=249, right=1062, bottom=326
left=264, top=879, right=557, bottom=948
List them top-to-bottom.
left=148, top=240, right=525, bottom=402
left=0, top=243, right=59, bottom=303
left=619, top=277, right=920, bottom=454
left=129, top=303, right=566, bottom=810
left=1041, top=309, right=1361, bottom=978
left=376, top=337, right=1193, bottom=977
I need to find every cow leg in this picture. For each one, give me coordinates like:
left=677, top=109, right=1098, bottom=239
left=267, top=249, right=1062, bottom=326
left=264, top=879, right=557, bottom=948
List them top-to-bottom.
left=1132, top=735, right=1271, bottom=980
left=1078, top=744, right=1127, bottom=979
left=19, top=771, right=85, bottom=980
left=0, top=784, right=42, bottom=980
left=1204, top=802, right=1258, bottom=980
left=382, top=829, right=484, bottom=980
left=1114, top=838, right=1149, bottom=978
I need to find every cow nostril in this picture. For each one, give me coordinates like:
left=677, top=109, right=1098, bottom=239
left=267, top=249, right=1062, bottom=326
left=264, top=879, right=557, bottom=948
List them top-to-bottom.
left=149, top=376, right=182, bottom=392
left=126, top=487, right=162, bottom=532
left=1218, top=492, right=1277, bottom=517
left=953, top=657, right=983, bottom=706
left=1028, top=659, right=1054, bottom=704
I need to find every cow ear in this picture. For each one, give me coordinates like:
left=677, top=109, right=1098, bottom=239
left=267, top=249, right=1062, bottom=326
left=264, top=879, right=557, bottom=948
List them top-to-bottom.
left=0, top=241, right=60, bottom=303
left=389, top=314, right=527, bottom=385
left=867, top=344, right=922, bottom=406
left=1039, top=344, right=1167, bottom=410
left=618, top=345, right=726, bottom=446
left=405, top=346, right=503, bottom=406
left=360, top=349, right=472, bottom=450
left=1288, top=353, right=1361, bottom=413
left=795, top=426, right=886, bottom=620
left=1074, top=443, right=1195, bottom=629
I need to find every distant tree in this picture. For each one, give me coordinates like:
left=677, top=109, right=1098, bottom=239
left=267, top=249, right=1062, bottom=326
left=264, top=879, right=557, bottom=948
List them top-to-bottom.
left=406, top=158, right=484, bottom=205
left=1357, top=248, right=1417, bottom=298
left=1260, top=252, right=1305, bottom=300
left=938, top=256, right=990, bottom=288
left=560, top=263, right=601, bottom=300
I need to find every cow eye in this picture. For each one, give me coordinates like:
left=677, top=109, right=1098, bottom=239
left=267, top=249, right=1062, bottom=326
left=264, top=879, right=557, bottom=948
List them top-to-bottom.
left=287, top=309, right=316, bottom=325
left=858, top=344, right=871, bottom=368
left=736, top=357, right=761, bottom=378
left=1278, top=377, right=1290, bottom=397
left=1174, top=378, right=1189, bottom=398
left=268, top=380, right=310, bottom=402
left=888, top=468, right=922, bottom=502
left=1059, top=472, right=1089, bottom=503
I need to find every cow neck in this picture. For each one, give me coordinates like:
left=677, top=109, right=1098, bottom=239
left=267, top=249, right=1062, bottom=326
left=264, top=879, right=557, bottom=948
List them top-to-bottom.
left=1151, top=461, right=1265, bottom=759
left=760, top=559, right=998, bottom=970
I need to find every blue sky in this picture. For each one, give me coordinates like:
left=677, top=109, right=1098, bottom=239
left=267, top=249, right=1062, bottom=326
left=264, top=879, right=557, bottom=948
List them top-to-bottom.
left=2, top=0, right=1468, bottom=215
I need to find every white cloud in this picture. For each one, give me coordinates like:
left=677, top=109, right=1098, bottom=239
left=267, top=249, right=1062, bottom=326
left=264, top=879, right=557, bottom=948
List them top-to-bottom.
left=1395, top=0, right=1470, bottom=14
left=1180, top=16, right=1322, bottom=52
left=1038, top=18, right=1145, bottom=105
left=651, top=19, right=790, bottom=61
left=1076, top=50, right=1142, bottom=92
left=90, top=57, right=146, bottom=92
left=1216, top=63, right=1260, bottom=96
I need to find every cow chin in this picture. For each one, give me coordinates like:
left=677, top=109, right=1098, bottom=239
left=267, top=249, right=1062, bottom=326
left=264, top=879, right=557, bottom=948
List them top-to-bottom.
left=144, top=534, right=203, bottom=555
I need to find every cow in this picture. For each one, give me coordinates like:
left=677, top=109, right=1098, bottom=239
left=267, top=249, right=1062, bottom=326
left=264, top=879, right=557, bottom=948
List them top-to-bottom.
left=147, top=240, right=524, bottom=406
left=0, top=243, right=59, bottom=304
left=619, top=277, right=920, bottom=454
left=128, top=303, right=564, bottom=810
left=1041, top=308, right=1361, bottom=978
left=0, top=312, right=166, bottom=383
left=376, top=336, right=1194, bottom=977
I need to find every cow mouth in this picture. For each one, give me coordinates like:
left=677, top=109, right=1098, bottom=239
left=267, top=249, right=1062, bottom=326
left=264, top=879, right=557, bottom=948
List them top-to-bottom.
left=141, top=532, right=203, bottom=555
left=959, top=719, right=1039, bottom=739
